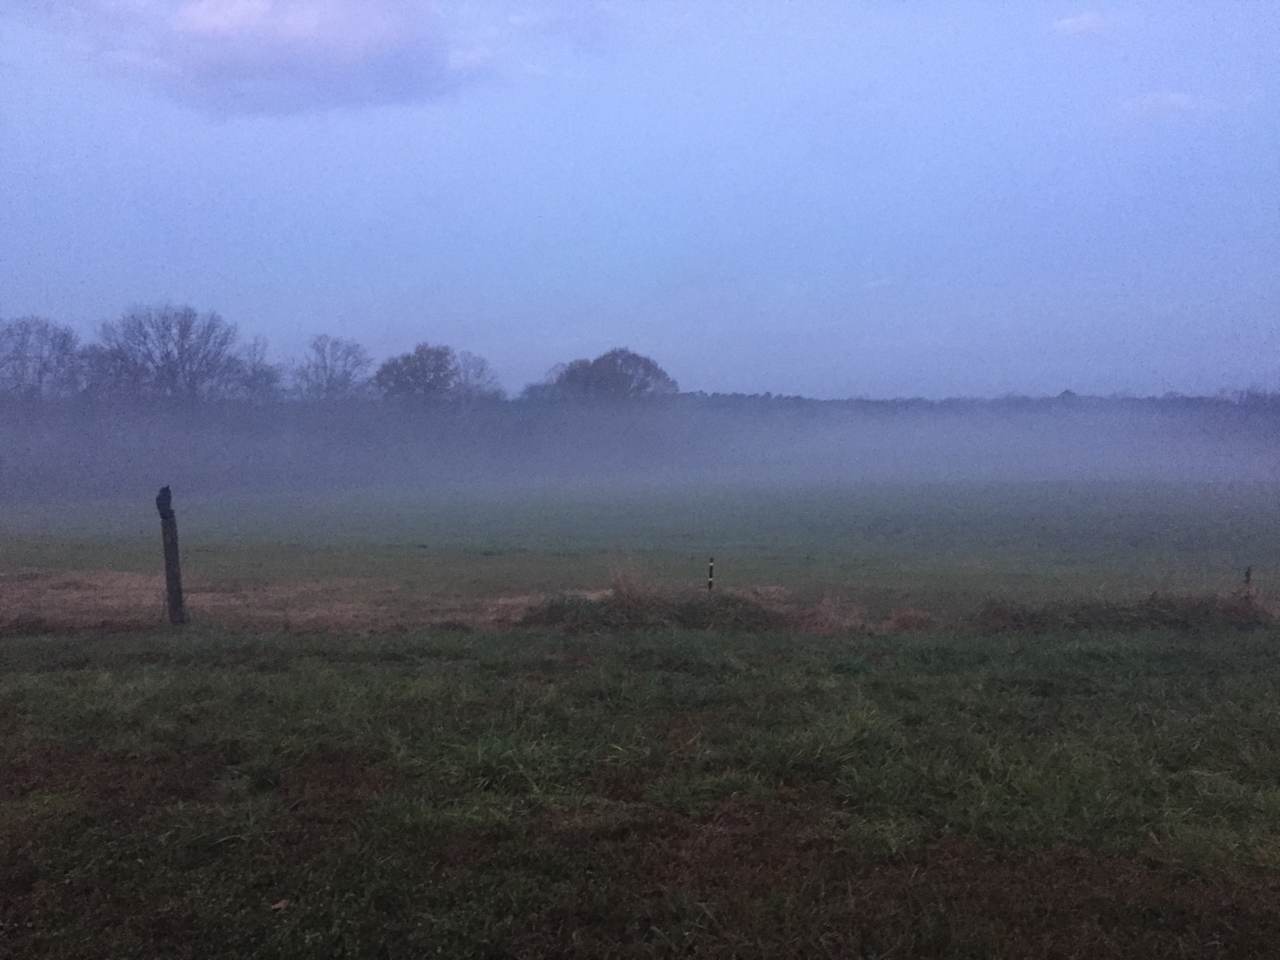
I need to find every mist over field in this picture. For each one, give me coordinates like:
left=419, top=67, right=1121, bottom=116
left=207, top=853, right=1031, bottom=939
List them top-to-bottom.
left=6, top=6, right=1280, bottom=955
left=4, top=309, right=1274, bottom=554
left=3, top=394, right=1278, bottom=511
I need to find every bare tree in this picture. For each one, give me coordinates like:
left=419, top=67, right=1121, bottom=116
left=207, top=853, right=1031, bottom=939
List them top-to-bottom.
left=94, top=305, right=246, bottom=402
left=0, top=317, right=81, bottom=399
left=293, top=334, right=372, bottom=401
left=232, top=337, right=285, bottom=403
left=79, top=342, right=144, bottom=400
left=454, top=351, right=505, bottom=400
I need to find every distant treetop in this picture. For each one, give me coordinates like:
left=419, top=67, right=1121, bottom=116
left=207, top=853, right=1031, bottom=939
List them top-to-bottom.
left=84, top=305, right=279, bottom=403
left=0, top=316, right=81, bottom=400
left=294, top=334, right=372, bottom=401
left=373, top=342, right=505, bottom=402
left=524, top=348, right=678, bottom=401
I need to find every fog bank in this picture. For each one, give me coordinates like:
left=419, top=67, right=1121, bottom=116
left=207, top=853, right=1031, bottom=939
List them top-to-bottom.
left=3, top=394, right=1277, bottom=509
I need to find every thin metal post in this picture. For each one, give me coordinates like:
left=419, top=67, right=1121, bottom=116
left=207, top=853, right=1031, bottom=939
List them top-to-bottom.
left=708, top=556, right=715, bottom=592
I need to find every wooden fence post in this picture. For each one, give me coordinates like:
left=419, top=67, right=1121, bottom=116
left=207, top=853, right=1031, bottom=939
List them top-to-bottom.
left=155, top=486, right=187, bottom=625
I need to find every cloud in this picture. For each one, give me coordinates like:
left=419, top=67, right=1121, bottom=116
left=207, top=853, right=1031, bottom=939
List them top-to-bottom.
left=8, top=1, right=609, bottom=115
left=1052, top=11, right=1107, bottom=36
left=1120, top=91, right=1221, bottom=119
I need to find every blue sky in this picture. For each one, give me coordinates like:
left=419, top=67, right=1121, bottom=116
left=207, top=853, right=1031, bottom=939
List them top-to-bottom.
left=2, top=1, right=1277, bottom=397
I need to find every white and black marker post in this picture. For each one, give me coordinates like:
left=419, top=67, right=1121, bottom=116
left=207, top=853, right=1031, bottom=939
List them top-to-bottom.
left=155, top=485, right=187, bottom=625
left=708, top=556, right=715, bottom=592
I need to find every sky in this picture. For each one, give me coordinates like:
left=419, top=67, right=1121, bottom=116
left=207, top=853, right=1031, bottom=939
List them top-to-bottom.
left=1, top=1, right=1277, bottom=399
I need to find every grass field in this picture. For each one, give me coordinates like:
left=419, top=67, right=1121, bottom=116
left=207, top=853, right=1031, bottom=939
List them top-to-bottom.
left=3, top=481, right=1277, bottom=624
left=4, top=481, right=1280, bottom=956
left=6, top=624, right=1280, bottom=958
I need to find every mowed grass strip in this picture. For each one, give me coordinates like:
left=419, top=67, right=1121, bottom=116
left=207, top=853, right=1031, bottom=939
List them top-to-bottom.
left=4, top=626, right=1280, bottom=958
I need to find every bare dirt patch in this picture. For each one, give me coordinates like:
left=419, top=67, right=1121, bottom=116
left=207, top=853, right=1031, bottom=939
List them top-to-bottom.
left=4, top=569, right=1273, bottom=640
left=0, top=570, right=542, bottom=635
left=971, top=592, right=1274, bottom=634
left=2, top=744, right=226, bottom=812
left=0, top=745, right=396, bottom=955
left=277, top=752, right=396, bottom=819
left=524, top=798, right=1280, bottom=958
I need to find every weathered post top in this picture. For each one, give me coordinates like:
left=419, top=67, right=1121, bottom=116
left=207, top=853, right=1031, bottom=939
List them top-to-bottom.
left=156, top=485, right=173, bottom=519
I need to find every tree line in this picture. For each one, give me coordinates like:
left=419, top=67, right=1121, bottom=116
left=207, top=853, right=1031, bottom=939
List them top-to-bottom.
left=5, top=305, right=1276, bottom=412
left=0, top=306, right=679, bottom=404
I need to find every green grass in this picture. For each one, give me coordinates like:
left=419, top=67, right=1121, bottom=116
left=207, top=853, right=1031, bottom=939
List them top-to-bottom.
left=5, top=480, right=1280, bottom=954
left=4, top=481, right=1277, bottom=616
left=6, top=623, right=1280, bottom=957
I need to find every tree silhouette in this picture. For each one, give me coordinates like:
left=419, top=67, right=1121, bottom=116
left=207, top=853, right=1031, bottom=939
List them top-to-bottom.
left=93, top=305, right=246, bottom=402
left=0, top=317, right=81, bottom=399
left=293, top=335, right=372, bottom=400
left=374, top=343, right=458, bottom=399
left=526, top=348, right=677, bottom=400
left=454, top=351, right=505, bottom=400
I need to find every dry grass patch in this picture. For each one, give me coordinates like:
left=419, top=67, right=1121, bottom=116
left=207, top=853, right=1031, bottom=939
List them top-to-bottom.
left=5, top=569, right=1272, bottom=641
left=0, top=570, right=536, bottom=636
left=520, top=585, right=787, bottom=634
left=972, top=592, right=1273, bottom=634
